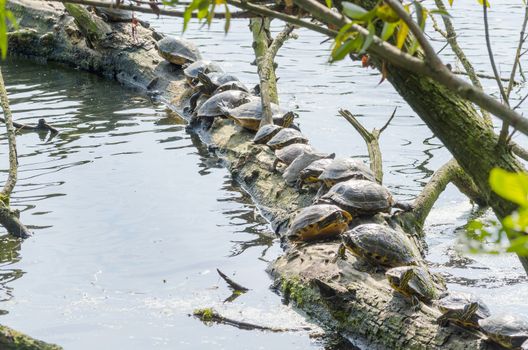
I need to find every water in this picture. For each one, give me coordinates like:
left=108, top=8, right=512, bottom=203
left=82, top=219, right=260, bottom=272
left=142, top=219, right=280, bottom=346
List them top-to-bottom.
left=0, top=1, right=527, bottom=348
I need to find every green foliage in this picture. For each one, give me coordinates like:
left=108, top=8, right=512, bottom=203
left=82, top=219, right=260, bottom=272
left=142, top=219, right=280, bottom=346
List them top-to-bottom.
left=0, top=0, right=18, bottom=59
left=164, top=0, right=230, bottom=33
left=330, top=1, right=432, bottom=63
left=465, top=169, right=528, bottom=256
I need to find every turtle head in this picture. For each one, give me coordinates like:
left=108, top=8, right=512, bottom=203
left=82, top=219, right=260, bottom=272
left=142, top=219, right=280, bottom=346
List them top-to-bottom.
left=281, top=111, right=296, bottom=128
left=386, top=267, right=413, bottom=290
left=462, top=302, right=479, bottom=319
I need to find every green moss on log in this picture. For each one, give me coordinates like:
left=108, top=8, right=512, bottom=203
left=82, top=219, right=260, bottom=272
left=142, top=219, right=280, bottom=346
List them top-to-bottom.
left=0, top=325, right=61, bottom=350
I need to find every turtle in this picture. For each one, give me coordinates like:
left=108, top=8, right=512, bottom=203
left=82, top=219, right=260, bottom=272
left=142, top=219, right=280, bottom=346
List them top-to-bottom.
left=93, top=6, right=150, bottom=27
left=157, top=36, right=202, bottom=65
left=183, top=60, right=224, bottom=85
left=197, top=72, right=241, bottom=95
left=214, top=81, right=250, bottom=95
left=195, top=90, right=252, bottom=122
left=220, top=100, right=296, bottom=132
left=253, top=124, right=283, bottom=144
left=267, top=128, right=308, bottom=150
left=273, top=144, right=313, bottom=171
left=283, top=151, right=336, bottom=187
left=297, top=158, right=334, bottom=189
left=318, top=158, right=376, bottom=188
left=317, top=179, right=412, bottom=216
left=287, top=204, right=352, bottom=241
left=340, top=223, right=420, bottom=268
left=386, top=266, right=443, bottom=306
left=437, top=292, right=491, bottom=329
left=479, top=313, right=528, bottom=349
left=523, top=340, right=528, bottom=350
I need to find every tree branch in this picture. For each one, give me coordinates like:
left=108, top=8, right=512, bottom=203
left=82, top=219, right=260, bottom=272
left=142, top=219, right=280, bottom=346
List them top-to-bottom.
left=46, top=0, right=259, bottom=19
left=291, top=0, right=528, bottom=136
left=433, top=0, right=492, bottom=125
left=482, top=2, right=510, bottom=144
left=257, top=23, right=295, bottom=127
left=0, top=68, right=17, bottom=198
left=0, top=68, right=31, bottom=239
left=338, top=108, right=391, bottom=183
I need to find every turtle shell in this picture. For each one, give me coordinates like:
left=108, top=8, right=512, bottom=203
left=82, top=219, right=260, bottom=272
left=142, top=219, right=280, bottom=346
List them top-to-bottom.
left=94, top=7, right=132, bottom=21
left=157, top=37, right=202, bottom=65
left=183, top=61, right=224, bottom=83
left=214, top=81, right=249, bottom=95
left=196, top=91, right=251, bottom=118
left=221, top=100, right=289, bottom=131
left=253, top=125, right=283, bottom=144
left=267, top=128, right=309, bottom=150
left=276, top=144, right=313, bottom=165
left=283, top=151, right=334, bottom=187
left=298, top=158, right=334, bottom=187
left=318, top=158, right=376, bottom=187
left=318, top=179, right=393, bottom=216
left=287, top=204, right=352, bottom=241
left=342, top=224, right=420, bottom=267
left=386, top=266, right=440, bottom=303
left=437, top=292, right=490, bottom=328
left=479, top=314, right=528, bottom=349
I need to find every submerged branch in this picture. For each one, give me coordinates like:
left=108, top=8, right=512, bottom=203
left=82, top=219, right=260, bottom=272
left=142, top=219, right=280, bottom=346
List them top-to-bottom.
left=0, top=117, right=58, bottom=134
left=193, top=308, right=310, bottom=332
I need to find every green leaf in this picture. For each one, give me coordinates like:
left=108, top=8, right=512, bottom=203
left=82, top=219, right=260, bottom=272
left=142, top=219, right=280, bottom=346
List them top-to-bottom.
left=325, top=0, right=332, bottom=8
left=448, top=0, right=454, bottom=5
left=478, top=0, right=490, bottom=7
left=341, top=2, right=368, bottom=20
left=414, top=2, right=428, bottom=30
left=224, top=3, right=231, bottom=33
left=376, top=3, right=400, bottom=23
left=429, top=9, right=452, bottom=18
left=396, top=20, right=409, bottom=49
left=359, top=21, right=375, bottom=54
left=381, top=21, right=398, bottom=41
left=331, top=35, right=361, bottom=62
left=489, top=168, right=528, bottom=207
left=507, top=235, right=528, bottom=256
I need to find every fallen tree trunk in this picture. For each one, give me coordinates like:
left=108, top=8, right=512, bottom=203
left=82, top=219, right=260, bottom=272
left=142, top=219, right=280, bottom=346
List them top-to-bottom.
left=6, top=1, right=495, bottom=348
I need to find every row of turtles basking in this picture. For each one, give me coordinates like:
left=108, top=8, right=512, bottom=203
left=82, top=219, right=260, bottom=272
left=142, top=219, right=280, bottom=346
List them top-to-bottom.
left=150, top=34, right=528, bottom=350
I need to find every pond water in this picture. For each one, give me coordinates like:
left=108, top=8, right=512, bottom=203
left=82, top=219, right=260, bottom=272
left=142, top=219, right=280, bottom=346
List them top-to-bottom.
left=0, top=0, right=527, bottom=348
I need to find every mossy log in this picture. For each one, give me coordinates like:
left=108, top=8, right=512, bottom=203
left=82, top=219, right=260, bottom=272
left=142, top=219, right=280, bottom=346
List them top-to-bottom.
left=6, top=1, right=497, bottom=348
left=0, top=324, right=61, bottom=350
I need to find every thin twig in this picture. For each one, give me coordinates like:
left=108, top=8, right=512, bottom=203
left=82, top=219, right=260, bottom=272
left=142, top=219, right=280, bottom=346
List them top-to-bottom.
left=483, top=2, right=510, bottom=143
left=452, top=70, right=516, bottom=84
left=379, top=107, right=397, bottom=135
left=217, top=269, right=249, bottom=292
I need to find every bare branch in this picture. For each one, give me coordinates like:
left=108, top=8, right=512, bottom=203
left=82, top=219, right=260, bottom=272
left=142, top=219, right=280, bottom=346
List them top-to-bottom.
left=45, top=0, right=258, bottom=19
left=482, top=2, right=510, bottom=144
left=258, top=23, right=295, bottom=127
left=0, top=68, right=17, bottom=198
left=339, top=108, right=383, bottom=183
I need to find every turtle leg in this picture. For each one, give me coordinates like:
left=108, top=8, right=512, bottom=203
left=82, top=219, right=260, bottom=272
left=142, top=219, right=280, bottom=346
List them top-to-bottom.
left=189, top=91, right=202, bottom=113
left=271, top=159, right=280, bottom=172
left=295, top=178, right=304, bottom=191
left=331, top=243, right=347, bottom=263
left=437, top=314, right=450, bottom=327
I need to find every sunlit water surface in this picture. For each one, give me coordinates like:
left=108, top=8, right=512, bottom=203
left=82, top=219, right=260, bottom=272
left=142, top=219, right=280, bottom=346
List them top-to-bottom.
left=0, top=0, right=527, bottom=348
